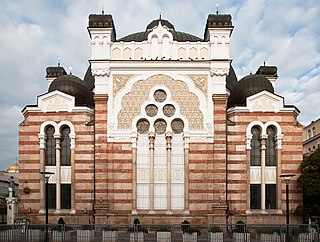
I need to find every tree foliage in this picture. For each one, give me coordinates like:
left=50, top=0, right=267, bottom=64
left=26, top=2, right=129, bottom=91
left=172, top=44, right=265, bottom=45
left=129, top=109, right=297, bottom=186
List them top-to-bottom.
left=297, top=148, right=320, bottom=219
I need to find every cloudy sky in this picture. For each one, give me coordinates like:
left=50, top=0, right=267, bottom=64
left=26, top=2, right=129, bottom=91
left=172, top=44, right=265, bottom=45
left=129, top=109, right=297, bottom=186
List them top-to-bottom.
left=0, top=0, right=319, bottom=170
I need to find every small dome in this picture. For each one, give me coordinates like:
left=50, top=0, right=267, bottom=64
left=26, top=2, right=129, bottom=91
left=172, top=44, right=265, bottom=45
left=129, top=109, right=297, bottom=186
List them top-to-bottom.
left=228, top=74, right=274, bottom=108
left=49, top=75, right=94, bottom=107
left=7, top=164, right=19, bottom=173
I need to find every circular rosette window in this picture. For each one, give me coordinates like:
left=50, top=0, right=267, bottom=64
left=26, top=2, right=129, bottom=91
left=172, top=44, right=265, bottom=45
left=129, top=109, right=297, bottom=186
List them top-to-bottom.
left=153, top=89, right=167, bottom=103
left=145, top=104, right=158, bottom=117
left=163, top=104, right=175, bottom=117
left=171, top=118, right=184, bottom=134
left=136, top=119, right=150, bottom=134
left=154, top=119, right=167, bottom=134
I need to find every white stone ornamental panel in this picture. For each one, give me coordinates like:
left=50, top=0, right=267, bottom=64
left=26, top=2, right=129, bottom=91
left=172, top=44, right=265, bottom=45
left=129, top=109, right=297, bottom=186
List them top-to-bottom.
left=61, top=166, right=71, bottom=183
left=250, top=166, right=261, bottom=184
left=265, top=167, right=277, bottom=183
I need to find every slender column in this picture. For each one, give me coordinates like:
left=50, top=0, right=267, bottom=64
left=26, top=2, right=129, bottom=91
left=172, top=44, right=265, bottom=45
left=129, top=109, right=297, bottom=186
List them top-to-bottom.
left=149, top=132, right=155, bottom=211
left=166, top=132, right=172, bottom=212
left=131, top=133, right=137, bottom=213
left=39, top=134, right=46, bottom=212
left=55, top=134, right=61, bottom=211
left=184, top=134, right=190, bottom=212
left=70, top=135, right=76, bottom=212
left=260, top=135, right=267, bottom=210
left=276, top=135, right=283, bottom=210
left=277, top=149, right=282, bottom=210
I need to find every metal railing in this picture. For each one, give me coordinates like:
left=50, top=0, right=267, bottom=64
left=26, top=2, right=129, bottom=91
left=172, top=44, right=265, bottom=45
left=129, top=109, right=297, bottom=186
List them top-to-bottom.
left=0, top=223, right=318, bottom=241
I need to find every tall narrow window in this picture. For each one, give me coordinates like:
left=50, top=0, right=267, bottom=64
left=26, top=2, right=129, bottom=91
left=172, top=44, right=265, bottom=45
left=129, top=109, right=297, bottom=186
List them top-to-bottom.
left=45, top=126, right=56, bottom=166
left=60, top=126, right=71, bottom=166
left=266, top=126, right=276, bottom=166
left=250, top=127, right=261, bottom=166
left=312, top=127, right=316, bottom=137
left=308, top=129, right=311, bottom=139
left=48, top=184, right=56, bottom=209
left=61, top=184, right=71, bottom=209
left=250, top=184, right=261, bottom=209
left=265, top=184, right=276, bottom=209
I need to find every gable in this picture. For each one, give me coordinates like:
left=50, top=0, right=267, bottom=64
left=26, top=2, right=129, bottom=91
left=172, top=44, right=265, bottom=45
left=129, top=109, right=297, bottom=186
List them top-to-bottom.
left=247, top=90, right=284, bottom=112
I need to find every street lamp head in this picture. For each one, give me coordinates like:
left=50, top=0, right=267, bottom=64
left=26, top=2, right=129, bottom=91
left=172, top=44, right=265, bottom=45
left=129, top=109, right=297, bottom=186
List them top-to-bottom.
left=280, top=173, right=295, bottom=182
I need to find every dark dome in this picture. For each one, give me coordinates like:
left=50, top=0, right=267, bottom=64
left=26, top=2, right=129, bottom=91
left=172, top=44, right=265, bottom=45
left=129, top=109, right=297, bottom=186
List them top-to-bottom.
left=118, top=18, right=202, bottom=42
left=83, top=65, right=95, bottom=91
left=226, top=65, right=238, bottom=92
left=228, top=74, right=274, bottom=108
left=49, top=75, right=94, bottom=107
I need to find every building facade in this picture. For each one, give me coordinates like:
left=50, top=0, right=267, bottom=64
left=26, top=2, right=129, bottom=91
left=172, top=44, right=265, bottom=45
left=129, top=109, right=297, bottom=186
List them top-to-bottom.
left=18, top=12, right=303, bottom=225
left=303, top=118, right=320, bottom=155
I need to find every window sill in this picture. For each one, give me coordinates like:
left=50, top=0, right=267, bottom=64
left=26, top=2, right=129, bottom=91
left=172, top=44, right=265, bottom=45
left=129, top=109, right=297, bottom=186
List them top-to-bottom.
left=246, top=209, right=282, bottom=215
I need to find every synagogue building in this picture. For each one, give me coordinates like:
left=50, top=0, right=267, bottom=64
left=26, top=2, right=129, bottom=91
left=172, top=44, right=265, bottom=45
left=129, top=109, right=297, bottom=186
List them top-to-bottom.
left=18, top=11, right=303, bottom=224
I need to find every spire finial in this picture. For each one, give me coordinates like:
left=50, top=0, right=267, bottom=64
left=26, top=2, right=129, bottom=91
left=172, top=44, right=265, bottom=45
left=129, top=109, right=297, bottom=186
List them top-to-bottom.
left=102, top=1, right=104, bottom=15
left=216, top=2, right=219, bottom=15
left=159, top=12, right=162, bottom=20
left=58, top=57, right=61, bottom=67
left=264, top=61, right=266, bottom=66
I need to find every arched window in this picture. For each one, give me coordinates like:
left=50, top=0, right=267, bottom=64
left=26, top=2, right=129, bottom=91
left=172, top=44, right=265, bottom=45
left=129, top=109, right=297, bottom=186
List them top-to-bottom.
left=136, top=89, right=185, bottom=211
left=45, top=125, right=56, bottom=166
left=60, top=126, right=71, bottom=166
left=250, top=126, right=261, bottom=166
left=266, top=126, right=276, bottom=166
left=312, top=127, right=316, bottom=137
left=308, top=129, right=311, bottom=139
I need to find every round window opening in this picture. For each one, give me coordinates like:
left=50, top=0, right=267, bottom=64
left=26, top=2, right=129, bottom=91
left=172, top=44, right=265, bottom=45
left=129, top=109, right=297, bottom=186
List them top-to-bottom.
left=154, top=90, right=167, bottom=103
left=145, top=104, right=158, bottom=117
left=163, top=104, right=175, bottom=117
left=137, top=119, right=150, bottom=134
left=154, top=119, right=167, bottom=134
left=171, top=119, right=184, bottom=134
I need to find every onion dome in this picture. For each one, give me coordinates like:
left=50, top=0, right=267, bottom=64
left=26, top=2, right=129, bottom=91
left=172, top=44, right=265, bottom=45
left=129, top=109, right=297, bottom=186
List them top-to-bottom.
left=118, top=18, right=202, bottom=42
left=49, top=74, right=94, bottom=107
left=228, top=74, right=274, bottom=108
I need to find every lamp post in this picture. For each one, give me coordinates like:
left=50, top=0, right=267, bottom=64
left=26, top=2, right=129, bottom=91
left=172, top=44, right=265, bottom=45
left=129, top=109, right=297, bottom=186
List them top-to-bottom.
left=40, top=171, right=54, bottom=242
left=280, top=173, right=295, bottom=242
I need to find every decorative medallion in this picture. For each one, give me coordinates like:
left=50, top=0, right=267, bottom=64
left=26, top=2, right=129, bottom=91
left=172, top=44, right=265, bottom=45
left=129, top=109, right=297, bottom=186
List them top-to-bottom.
left=154, top=89, right=167, bottom=103
left=145, top=104, right=158, bottom=117
left=163, top=104, right=175, bottom=117
left=137, top=119, right=150, bottom=134
left=154, top=119, right=167, bottom=134
left=171, top=119, right=184, bottom=134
